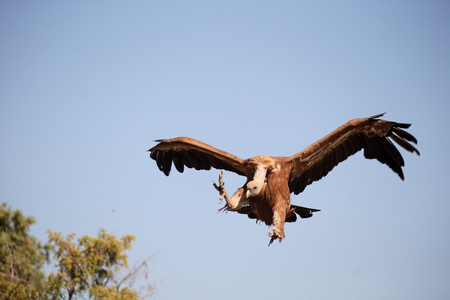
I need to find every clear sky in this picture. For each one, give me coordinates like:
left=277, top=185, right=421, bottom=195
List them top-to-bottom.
left=1, top=1, right=449, bottom=299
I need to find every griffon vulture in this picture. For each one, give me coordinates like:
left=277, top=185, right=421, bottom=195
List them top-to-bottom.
left=149, top=113, right=419, bottom=245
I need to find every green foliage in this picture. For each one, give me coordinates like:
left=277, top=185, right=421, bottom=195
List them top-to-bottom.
left=0, top=202, right=49, bottom=299
left=0, top=203, right=156, bottom=300
left=46, top=229, right=138, bottom=300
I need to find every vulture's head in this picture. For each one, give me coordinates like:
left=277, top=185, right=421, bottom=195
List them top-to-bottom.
left=244, top=155, right=277, bottom=198
left=246, top=180, right=264, bottom=198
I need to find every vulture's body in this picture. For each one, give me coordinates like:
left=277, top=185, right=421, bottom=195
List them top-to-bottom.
left=149, top=114, right=419, bottom=245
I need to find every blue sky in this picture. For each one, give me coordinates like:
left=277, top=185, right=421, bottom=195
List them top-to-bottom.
left=1, top=1, right=449, bottom=299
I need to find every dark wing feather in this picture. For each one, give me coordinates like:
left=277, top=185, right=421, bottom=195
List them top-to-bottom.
left=288, top=113, right=420, bottom=195
left=149, top=137, right=247, bottom=176
left=236, top=204, right=320, bottom=223
left=290, top=204, right=321, bottom=221
left=236, top=206, right=258, bottom=220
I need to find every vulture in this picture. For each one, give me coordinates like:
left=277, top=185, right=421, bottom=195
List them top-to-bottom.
left=149, top=113, right=419, bottom=245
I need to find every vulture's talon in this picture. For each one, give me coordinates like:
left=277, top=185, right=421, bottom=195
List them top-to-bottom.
left=212, top=171, right=230, bottom=204
left=267, top=230, right=284, bottom=246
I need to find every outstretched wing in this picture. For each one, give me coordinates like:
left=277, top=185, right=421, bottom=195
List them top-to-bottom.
left=288, top=113, right=420, bottom=195
left=149, top=137, right=247, bottom=176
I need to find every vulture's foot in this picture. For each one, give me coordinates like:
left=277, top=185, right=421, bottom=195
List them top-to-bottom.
left=212, top=171, right=230, bottom=205
left=213, top=172, right=248, bottom=213
left=217, top=203, right=230, bottom=213
left=267, top=229, right=285, bottom=246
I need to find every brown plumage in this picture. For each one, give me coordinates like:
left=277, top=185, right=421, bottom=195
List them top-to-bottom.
left=148, top=113, right=419, bottom=245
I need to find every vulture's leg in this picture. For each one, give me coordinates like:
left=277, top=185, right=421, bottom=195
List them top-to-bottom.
left=213, top=172, right=249, bottom=212
left=213, top=172, right=230, bottom=203
left=268, top=207, right=286, bottom=246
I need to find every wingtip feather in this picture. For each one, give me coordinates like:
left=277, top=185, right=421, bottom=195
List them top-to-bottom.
left=369, top=112, right=386, bottom=119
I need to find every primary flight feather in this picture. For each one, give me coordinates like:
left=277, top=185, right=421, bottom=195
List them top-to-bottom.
left=149, top=113, right=419, bottom=245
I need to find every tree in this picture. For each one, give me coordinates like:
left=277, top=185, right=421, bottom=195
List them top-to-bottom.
left=0, top=202, right=50, bottom=299
left=0, top=203, right=156, bottom=300
left=46, top=229, right=145, bottom=300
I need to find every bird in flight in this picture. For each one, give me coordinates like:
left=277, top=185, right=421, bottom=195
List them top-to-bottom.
left=149, top=113, right=419, bottom=245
